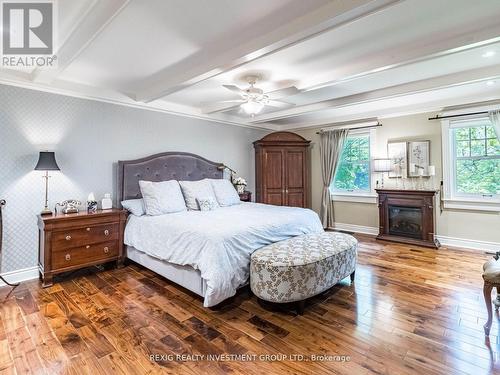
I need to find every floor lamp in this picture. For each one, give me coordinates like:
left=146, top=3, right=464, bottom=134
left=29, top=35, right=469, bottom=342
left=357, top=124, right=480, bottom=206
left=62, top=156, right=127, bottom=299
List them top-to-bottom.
left=0, top=200, right=19, bottom=287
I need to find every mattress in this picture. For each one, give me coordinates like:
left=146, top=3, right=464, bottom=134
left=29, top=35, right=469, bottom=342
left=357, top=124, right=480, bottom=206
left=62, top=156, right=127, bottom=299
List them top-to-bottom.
left=124, top=202, right=323, bottom=307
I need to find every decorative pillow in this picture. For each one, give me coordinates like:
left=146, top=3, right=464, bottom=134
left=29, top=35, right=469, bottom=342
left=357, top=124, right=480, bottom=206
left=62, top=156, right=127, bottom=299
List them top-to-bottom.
left=209, top=179, right=241, bottom=206
left=139, top=180, right=187, bottom=216
left=179, top=180, right=219, bottom=210
left=197, top=197, right=219, bottom=211
left=121, top=199, right=145, bottom=216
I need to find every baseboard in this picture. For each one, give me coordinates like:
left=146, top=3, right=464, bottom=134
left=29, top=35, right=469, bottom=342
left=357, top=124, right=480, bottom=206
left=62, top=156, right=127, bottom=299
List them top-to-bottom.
left=331, top=221, right=499, bottom=252
left=331, top=222, right=378, bottom=236
left=436, top=235, right=499, bottom=252
left=0, top=266, right=39, bottom=287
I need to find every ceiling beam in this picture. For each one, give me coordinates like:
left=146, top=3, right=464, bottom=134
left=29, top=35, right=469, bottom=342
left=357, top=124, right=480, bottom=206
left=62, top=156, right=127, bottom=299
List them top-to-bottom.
left=30, top=0, right=130, bottom=84
left=134, top=0, right=401, bottom=103
left=248, top=33, right=500, bottom=124
left=302, top=36, right=500, bottom=94
left=248, top=64, right=500, bottom=124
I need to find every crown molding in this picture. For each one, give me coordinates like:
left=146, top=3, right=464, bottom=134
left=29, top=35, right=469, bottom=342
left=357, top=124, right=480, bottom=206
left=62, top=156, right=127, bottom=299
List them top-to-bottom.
left=0, top=76, right=278, bottom=131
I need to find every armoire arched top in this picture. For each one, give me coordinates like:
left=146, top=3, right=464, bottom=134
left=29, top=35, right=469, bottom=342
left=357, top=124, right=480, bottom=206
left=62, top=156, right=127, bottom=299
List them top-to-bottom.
left=253, top=131, right=311, bottom=146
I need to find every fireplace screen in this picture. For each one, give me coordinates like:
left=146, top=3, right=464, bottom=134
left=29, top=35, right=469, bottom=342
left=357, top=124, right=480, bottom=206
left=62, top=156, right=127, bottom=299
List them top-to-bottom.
left=388, top=205, right=423, bottom=239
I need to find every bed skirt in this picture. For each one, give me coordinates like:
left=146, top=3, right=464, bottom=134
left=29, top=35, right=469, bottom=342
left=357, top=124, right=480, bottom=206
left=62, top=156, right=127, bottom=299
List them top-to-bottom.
left=126, top=246, right=207, bottom=297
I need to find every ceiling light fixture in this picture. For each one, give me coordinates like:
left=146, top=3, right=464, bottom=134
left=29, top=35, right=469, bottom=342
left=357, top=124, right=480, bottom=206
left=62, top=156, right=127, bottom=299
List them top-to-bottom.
left=482, top=51, right=496, bottom=58
left=486, top=80, right=496, bottom=86
left=241, top=100, right=265, bottom=116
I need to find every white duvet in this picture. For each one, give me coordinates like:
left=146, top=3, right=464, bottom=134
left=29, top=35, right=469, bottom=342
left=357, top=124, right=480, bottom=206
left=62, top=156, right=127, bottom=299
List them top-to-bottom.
left=124, top=202, right=323, bottom=307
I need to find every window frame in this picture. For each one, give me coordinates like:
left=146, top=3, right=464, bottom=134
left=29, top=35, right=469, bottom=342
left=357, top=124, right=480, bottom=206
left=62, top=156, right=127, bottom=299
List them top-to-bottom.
left=441, top=116, right=500, bottom=212
left=330, top=129, right=377, bottom=204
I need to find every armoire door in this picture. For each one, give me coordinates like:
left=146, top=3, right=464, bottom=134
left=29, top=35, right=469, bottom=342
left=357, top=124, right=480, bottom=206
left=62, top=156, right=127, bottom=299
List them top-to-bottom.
left=263, top=148, right=285, bottom=205
left=285, top=148, right=306, bottom=207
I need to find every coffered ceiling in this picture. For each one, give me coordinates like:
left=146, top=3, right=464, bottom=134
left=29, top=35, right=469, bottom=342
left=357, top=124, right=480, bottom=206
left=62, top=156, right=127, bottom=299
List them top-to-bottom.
left=2, top=0, right=500, bottom=129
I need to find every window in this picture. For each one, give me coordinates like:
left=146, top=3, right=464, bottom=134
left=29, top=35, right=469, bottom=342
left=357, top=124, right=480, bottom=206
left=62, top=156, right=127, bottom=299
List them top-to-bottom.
left=442, top=116, right=500, bottom=211
left=452, top=119, right=499, bottom=197
left=331, top=133, right=371, bottom=193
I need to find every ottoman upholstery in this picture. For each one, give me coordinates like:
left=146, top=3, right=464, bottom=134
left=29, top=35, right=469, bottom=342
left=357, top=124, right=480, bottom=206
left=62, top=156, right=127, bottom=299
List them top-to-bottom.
left=250, top=232, right=357, bottom=304
left=482, top=259, right=500, bottom=335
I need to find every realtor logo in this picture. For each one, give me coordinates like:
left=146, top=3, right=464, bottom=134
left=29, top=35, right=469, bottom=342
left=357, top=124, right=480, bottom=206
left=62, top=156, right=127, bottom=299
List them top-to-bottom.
left=1, top=1, right=56, bottom=68
left=3, top=2, right=52, bottom=54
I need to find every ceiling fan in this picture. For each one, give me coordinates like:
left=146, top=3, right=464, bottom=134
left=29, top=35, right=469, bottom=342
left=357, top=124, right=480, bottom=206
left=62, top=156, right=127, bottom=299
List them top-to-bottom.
left=202, top=76, right=299, bottom=116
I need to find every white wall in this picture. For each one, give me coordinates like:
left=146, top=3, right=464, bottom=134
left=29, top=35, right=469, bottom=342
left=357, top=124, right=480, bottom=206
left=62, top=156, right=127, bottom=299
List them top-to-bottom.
left=0, top=84, right=267, bottom=273
left=296, top=112, right=500, bottom=244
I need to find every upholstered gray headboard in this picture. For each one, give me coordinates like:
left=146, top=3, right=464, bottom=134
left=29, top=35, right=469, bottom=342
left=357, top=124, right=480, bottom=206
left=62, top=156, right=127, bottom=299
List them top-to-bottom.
left=117, top=152, right=224, bottom=202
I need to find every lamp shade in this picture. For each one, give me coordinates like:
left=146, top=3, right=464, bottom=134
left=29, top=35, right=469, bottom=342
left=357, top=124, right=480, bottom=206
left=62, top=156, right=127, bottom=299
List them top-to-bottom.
left=241, top=100, right=264, bottom=115
left=34, top=152, right=60, bottom=171
left=373, top=158, right=392, bottom=172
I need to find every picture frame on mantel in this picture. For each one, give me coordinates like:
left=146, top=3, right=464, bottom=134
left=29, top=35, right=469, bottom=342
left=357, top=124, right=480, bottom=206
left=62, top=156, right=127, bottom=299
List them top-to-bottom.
left=408, top=140, right=431, bottom=177
left=387, top=141, right=407, bottom=178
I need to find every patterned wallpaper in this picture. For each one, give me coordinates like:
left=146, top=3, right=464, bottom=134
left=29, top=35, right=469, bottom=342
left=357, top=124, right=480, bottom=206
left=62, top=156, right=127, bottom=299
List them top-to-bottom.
left=0, top=84, right=266, bottom=273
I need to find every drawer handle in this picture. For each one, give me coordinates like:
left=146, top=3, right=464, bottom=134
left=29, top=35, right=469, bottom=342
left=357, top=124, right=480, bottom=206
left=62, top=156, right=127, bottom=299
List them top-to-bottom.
left=86, top=227, right=91, bottom=232
left=104, top=230, right=110, bottom=236
left=65, top=235, right=72, bottom=241
left=86, top=245, right=90, bottom=249
left=103, top=247, right=109, bottom=254
left=65, top=254, right=71, bottom=261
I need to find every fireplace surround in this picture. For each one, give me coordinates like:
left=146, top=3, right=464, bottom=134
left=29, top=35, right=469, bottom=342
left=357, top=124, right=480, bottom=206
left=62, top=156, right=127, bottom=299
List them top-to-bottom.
left=376, top=189, right=440, bottom=248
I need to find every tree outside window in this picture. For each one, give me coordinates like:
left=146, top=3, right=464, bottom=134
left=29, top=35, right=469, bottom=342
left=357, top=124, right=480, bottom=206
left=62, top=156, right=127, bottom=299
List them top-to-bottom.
left=453, top=121, right=500, bottom=197
left=331, top=135, right=371, bottom=193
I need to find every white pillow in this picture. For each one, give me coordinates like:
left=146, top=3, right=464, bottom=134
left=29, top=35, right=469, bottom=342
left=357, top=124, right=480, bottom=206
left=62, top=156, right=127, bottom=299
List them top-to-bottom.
left=209, top=179, right=241, bottom=206
left=139, top=180, right=187, bottom=216
left=179, top=180, right=219, bottom=210
left=197, top=197, right=219, bottom=211
left=121, top=199, right=145, bottom=216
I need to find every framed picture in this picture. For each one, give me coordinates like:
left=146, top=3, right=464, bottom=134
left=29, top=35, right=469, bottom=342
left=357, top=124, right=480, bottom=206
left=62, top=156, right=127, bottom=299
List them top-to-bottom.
left=408, top=140, right=430, bottom=177
left=387, top=141, right=407, bottom=178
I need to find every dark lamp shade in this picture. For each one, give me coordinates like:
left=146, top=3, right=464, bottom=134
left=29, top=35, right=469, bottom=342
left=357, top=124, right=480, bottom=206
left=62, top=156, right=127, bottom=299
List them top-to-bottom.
left=34, top=152, right=60, bottom=171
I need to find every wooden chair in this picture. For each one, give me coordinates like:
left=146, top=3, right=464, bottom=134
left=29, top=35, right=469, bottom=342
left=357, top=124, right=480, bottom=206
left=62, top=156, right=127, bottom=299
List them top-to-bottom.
left=483, top=259, right=500, bottom=335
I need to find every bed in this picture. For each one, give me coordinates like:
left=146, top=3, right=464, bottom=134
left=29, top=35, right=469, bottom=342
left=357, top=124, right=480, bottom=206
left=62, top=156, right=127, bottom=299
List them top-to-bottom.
left=118, top=152, right=323, bottom=307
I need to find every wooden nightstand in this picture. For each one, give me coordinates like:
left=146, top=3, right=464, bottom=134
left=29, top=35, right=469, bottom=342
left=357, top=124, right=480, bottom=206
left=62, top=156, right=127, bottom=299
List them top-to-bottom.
left=239, top=191, right=252, bottom=202
left=38, top=209, right=127, bottom=287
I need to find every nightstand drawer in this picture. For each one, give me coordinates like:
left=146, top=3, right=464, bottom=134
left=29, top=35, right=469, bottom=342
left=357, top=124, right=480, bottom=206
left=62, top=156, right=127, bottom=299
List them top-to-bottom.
left=52, top=223, right=119, bottom=250
left=52, top=241, right=118, bottom=270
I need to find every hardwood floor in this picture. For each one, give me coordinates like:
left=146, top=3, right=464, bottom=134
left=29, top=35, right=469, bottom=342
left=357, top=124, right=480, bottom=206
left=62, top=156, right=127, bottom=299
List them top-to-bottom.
left=0, top=234, right=498, bottom=374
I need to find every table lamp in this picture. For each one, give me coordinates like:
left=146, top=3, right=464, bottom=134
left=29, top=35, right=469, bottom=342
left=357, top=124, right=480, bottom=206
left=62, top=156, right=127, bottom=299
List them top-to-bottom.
left=34, top=151, right=60, bottom=215
left=373, top=158, right=392, bottom=189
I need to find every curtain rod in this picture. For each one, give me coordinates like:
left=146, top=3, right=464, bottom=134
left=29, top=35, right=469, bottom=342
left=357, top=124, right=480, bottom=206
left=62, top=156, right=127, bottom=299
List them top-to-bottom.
left=428, top=111, right=489, bottom=121
left=316, top=123, right=382, bottom=134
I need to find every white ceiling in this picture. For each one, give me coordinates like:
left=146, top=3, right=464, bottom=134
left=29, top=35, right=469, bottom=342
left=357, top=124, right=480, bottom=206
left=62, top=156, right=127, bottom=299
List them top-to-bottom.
left=2, top=0, right=500, bottom=130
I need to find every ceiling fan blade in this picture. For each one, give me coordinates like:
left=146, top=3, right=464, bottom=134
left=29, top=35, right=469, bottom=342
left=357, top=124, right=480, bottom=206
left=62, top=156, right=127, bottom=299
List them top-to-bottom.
left=223, top=84, right=245, bottom=95
left=266, top=86, right=299, bottom=100
left=201, top=100, right=244, bottom=114
left=266, top=100, right=294, bottom=108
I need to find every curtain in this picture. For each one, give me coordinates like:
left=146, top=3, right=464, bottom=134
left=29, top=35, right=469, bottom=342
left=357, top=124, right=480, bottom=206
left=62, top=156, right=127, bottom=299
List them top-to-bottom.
left=489, top=110, right=500, bottom=141
left=319, top=129, right=349, bottom=228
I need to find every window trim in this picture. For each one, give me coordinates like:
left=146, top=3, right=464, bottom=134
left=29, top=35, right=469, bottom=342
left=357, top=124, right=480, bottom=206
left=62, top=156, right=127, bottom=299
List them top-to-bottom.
left=441, top=118, right=500, bottom=212
left=330, top=129, right=377, bottom=204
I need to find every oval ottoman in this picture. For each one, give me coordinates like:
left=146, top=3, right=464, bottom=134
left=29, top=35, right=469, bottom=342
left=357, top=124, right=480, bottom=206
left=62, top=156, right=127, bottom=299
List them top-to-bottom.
left=250, top=231, right=357, bottom=314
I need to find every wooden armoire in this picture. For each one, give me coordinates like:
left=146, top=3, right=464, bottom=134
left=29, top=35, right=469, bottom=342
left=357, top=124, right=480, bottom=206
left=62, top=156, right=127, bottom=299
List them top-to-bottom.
left=253, top=132, right=310, bottom=208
